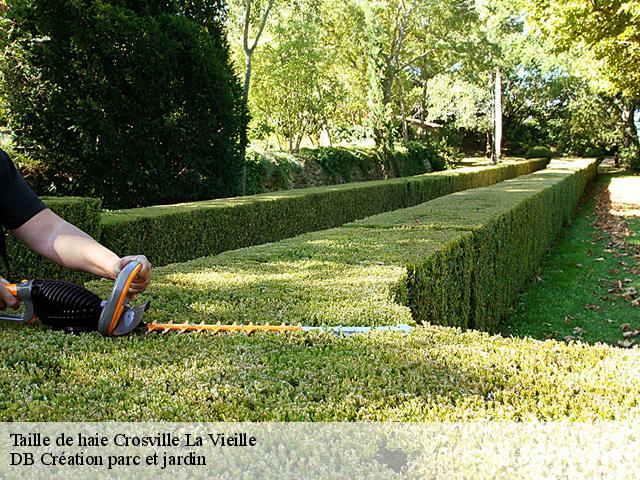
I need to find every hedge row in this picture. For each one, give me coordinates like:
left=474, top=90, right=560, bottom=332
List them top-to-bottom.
left=100, top=158, right=549, bottom=268
left=350, top=158, right=598, bottom=332
left=5, top=159, right=633, bottom=423
left=90, top=159, right=595, bottom=335
left=6, top=197, right=102, bottom=283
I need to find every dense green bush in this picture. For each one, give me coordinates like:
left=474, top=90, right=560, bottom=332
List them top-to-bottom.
left=0, top=0, right=246, bottom=208
left=244, top=143, right=449, bottom=195
left=619, top=143, right=640, bottom=171
left=525, top=145, right=553, bottom=160
left=299, top=147, right=368, bottom=183
left=583, top=147, right=606, bottom=160
left=244, top=150, right=293, bottom=195
left=100, top=158, right=548, bottom=267
left=6, top=197, right=102, bottom=284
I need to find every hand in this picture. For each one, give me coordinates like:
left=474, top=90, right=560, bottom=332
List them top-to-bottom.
left=113, top=255, right=152, bottom=295
left=0, top=276, right=19, bottom=311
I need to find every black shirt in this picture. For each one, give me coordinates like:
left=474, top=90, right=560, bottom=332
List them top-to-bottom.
left=0, top=149, right=47, bottom=230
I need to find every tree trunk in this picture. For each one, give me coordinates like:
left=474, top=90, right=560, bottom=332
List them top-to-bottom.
left=238, top=54, right=253, bottom=196
left=492, top=67, right=502, bottom=164
left=622, top=98, right=638, bottom=148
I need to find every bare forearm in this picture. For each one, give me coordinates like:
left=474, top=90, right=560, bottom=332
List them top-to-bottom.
left=12, top=209, right=119, bottom=278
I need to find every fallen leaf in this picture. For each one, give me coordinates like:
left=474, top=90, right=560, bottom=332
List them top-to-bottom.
left=585, top=304, right=600, bottom=311
left=621, top=323, right=632, bottom=332
left=617, top=338, right=635, bottom=348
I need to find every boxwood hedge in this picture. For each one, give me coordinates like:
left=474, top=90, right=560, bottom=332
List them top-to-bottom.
left=3, top=158, right=638, bottom=423
left=100, top=158, right=548, bottom=267
left=90, top=159, right=596, bottom=335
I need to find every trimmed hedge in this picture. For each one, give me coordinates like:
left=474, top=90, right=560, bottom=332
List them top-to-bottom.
left=100, top=158, right=549, bottom=267
left=350, top=158, right=598, bottom=332
left=4, top=159, right=635, bottom=423
left=90, top=159, right=595, bottom=335
left=6, top=197, right=102, bottom=283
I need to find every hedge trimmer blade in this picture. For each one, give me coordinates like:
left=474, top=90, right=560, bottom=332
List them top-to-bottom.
left=146, top=321, right=412, bottom=335
left=146, top=321, right=302, bottom=334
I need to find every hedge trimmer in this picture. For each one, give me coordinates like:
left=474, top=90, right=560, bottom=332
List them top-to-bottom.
left=0, top=262, right=411, bottom=337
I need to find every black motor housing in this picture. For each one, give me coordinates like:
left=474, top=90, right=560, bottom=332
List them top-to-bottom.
left=31, top=280, right=102, bottom=332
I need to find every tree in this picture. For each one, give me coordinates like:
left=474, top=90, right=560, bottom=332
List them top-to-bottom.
left=0, top=0, right=247, bottom=208
left=528, top=0, right=640, bottom=151
left=250, top=4, right=345, bottom=152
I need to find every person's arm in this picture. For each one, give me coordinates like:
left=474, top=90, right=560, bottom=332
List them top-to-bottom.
left=11, top=208, right=152, bottom=293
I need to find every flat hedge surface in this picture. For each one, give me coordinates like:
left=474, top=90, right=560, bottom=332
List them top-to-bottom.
left=2, top=158, right=627, bottom=423
left=100, top=158, right=548, bottom=267
left=1, top=324, right=639, bottom=421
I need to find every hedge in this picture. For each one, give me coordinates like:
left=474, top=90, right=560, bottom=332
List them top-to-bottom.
left=245, top=143, right=446, bottom=196
left=3, top=158, right=635, bottom=422
left=100, top=158, right=549, bottom=267
left=350, top=158, right=598, bottom=332
left=89, top=159, right=596, bottom=335
left=6, top=196, right=102, bottom=284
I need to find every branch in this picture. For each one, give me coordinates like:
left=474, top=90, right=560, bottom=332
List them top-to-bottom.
left=243, top=0, right=252, bottom=54
left=250, top=0, right=275, bottom=53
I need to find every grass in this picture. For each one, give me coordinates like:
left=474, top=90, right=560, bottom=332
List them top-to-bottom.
left=3, top=158, right=639, bottom=422
left=501, top=173, right=640, bottom=346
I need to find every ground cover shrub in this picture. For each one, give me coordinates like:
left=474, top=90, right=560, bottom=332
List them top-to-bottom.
left=525, top=145, right=553, bottom=160
left=100, top=158, right=548, bottom=267
left=3, top=318, right=639, bottom=421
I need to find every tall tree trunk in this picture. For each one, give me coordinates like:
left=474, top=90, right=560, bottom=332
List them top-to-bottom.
left=239, top=0, right=275, bottom=195
left=492, top=67, right=502, bottom=164
left=397, top=80, right=409, bottom=144
left=419, top=80, right=428, bottom=140
left=622, top=98, right=638, bottom=148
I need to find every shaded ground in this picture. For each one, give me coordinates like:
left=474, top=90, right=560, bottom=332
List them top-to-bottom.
left=501, top=166, right=640, bottom=346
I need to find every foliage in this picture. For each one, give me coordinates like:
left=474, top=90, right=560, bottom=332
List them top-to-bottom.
left=0, top=0, right=246, bottom=208
left=527, top=0, right=639, bottom=153
left=528, top=0, right=640, bottom=99
left=249, top=3, right=344, bottom=152
left=619, top=143, right=640, bottom=171
left=525, top=146, right=552, bottom=160
left=299, top=147, right=374, bottom=183
left=244, top=150, right=293, bottom=195
left=351, top=158, right=597, bottom=331
left=99, top=159, right=548, bottom=267
left=0, top=160, right=605, bottom=423
left=7, top=196, right=102, bottom=283
left=3, top=311, right=639, bottom=422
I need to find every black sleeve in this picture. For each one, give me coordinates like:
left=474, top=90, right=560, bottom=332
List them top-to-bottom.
left=0, top=149, right=47, bottom=230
